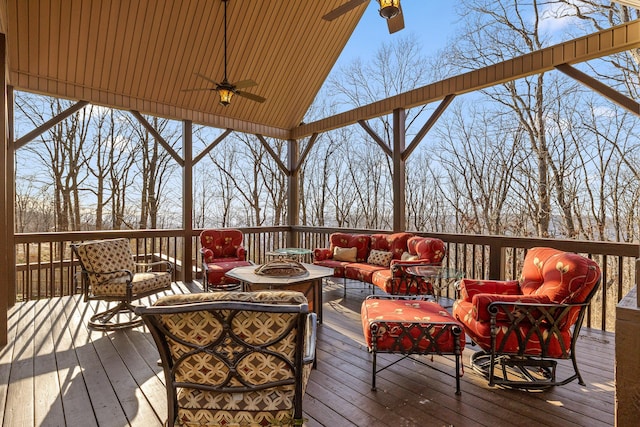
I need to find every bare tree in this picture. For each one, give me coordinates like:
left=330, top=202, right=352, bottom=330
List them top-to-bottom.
left=444, top=0, right=588, bottom=236
left=548, top=1, right=640, bottom=97
left=316, top=34, right=432, bottom=228
left=16, top=94, right=92, bottom=231
left=433, top=103, right=523, bottom=234
left=124, top=114, right=180, bottom=229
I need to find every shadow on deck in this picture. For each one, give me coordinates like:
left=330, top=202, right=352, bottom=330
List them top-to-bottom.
left=0, top=280, right=615, bottom=426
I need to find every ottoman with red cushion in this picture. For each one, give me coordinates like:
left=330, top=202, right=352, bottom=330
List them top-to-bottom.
left=361, top=295, right=465, bottom=394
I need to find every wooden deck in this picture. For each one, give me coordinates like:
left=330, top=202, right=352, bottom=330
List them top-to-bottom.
left=0, top=280, right=615, bottom=426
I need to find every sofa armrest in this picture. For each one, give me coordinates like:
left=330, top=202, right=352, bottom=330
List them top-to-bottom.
left=236, top=246, right=247, bottom=260
left=201, top=248, right=214, bottom=263
left=313, top=248, right=332, bottom=262
left=457, top=278, right=520, bottom=302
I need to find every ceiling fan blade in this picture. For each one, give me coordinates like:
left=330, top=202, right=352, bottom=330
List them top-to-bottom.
left=322, top=0, right=369, bottom=21
left=387, top=6, right=404, bottom=34
left=194, top=72, right=220, bottom=86
left=233, top=79, right=258, bottom=90
left=181, top=87, right=213, bottom=92
left=236, top=91, right=266, bottom=103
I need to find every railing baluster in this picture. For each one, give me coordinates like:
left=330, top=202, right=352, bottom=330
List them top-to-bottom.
left=11, top=227, right=638, bottom=331
left=601, top=254, right=608, bottom=331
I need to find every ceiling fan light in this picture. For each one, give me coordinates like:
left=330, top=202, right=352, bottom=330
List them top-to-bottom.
left=378, top=0, right=400, bottom=19
left=218, top=87, right=234, bottom=106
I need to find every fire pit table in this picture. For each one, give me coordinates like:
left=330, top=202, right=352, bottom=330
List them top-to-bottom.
left=225, top=261, right=333, bottom=323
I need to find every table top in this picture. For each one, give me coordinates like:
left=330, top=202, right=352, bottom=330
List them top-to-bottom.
left=267, top=247, right=313, bottom=256
left=226, top=262, right=333, bottom=285
left=405, top=265, right=465, bottom=280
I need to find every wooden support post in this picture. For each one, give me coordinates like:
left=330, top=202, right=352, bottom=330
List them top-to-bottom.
left=0, top=33, right=8, bottom=346
left=7, top=86, right=14, bottom=307
left=392, top=108, right=406, bottom=232
left=182, top=120, right=193, bottom=283
left=288, top=139, right=299, bottom=248
left=488, top=243, right=506, bottom=280
left=637, top=257, right=640, bottom=308
left=616, top=287, right=640, bottom=426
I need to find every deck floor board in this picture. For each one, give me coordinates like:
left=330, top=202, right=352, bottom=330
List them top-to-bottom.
left=0, top=280, right=616, bottom=426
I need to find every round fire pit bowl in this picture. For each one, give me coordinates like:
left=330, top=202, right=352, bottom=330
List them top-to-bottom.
left=254, top=259, right=309, bottom=277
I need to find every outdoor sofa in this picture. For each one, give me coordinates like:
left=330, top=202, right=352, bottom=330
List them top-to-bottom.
left=313, top=232, right=446, bottom=295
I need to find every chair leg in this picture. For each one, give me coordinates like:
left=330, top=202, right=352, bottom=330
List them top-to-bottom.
left=343, top=274, right=347, bottom=298
left=89, top=301, right=144, bottom=331
left=371, top=347, right=377, bottom=391
left=571, top=352, right=586, bottom=386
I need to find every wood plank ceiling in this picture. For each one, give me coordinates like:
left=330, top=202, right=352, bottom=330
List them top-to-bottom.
left=2, top=0, right=367, bottom=139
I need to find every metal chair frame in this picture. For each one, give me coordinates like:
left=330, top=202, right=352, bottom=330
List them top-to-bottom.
left=71, top=240, right=173, bottom=330
left=470, top=281, right=600, bottom=389
left=136, top=299, right=316, bottom=426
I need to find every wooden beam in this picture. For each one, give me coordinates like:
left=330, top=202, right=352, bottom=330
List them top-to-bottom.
left=292, top=20, right=640, bottom=139
left=555, top=63, right=640, bottom=115
left=11, top=76, right=292, bottom=140
left=403, top=94, right=455, bottom=161
left=14, top=100, right=89, bottom=149
left=130, top=110, right=184, bottom=167
left=358, top=120, right=392, bottom=158
left=193, top=128, right=233, bottom=165
left=293, top=133, right=318, bottom=174
left=256, top=134, right=289, bottom=175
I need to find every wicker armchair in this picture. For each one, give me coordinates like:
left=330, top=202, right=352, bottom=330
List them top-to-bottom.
left=71, top=238, right=173, bottom=330
left=136, top=291, right=316, bottom=427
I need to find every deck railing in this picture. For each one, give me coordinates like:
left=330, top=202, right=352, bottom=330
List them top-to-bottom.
left=14, top=226, right=639, bottom=332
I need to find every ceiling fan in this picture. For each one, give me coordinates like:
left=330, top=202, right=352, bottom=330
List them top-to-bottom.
left=181, top=0, right=265, bottom=107
left=323, top=0, right=405, bottom=34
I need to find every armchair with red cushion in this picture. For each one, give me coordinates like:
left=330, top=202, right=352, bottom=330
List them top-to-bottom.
left=200, top=229, right=252, bottom=291
left=453, top=247, right=601, bottom=388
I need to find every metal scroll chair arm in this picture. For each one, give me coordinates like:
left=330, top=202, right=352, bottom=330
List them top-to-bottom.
left=478, top=299, right=593, bottom=388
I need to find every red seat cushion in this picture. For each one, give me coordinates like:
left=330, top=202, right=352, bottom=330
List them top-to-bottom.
left=200, top=229, right=246, bottom=262
left=329, top=233, right=371, bottom=262
left=312, top=259, right=350, bottom=277
left=206, top=260, right=252, bottom=287
left=345, top=262, right=386, bottom=283
left=371, top=269, right=432, bottom=295
left=361, top=298, right=465, bottom=354
left=453, top=298, right=571, bottom=357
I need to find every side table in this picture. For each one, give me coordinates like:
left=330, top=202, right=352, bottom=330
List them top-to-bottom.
left=266, top=247, right=313, bottom=262
left=405, top=265, right=464, bottom=306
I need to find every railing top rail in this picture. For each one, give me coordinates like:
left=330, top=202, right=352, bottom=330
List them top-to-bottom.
left=15, top=226, right=293, bottom=244
left=291, top=226, right=640, bottom=258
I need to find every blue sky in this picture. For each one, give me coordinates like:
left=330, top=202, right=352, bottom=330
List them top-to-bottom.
left=332, top=1, right=587, bottom=70
left=333, top=1, right=460, bottom=68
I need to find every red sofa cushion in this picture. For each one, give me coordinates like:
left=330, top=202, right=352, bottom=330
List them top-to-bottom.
left=200, top=229, right=246, bottom=262
left=370, top=232, right=413, bottom=260
left=329, top=233, right=371, bottom=262
left=407, top=236, right=446, bottom=263
left=361, top=298, right=465, bottom=353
